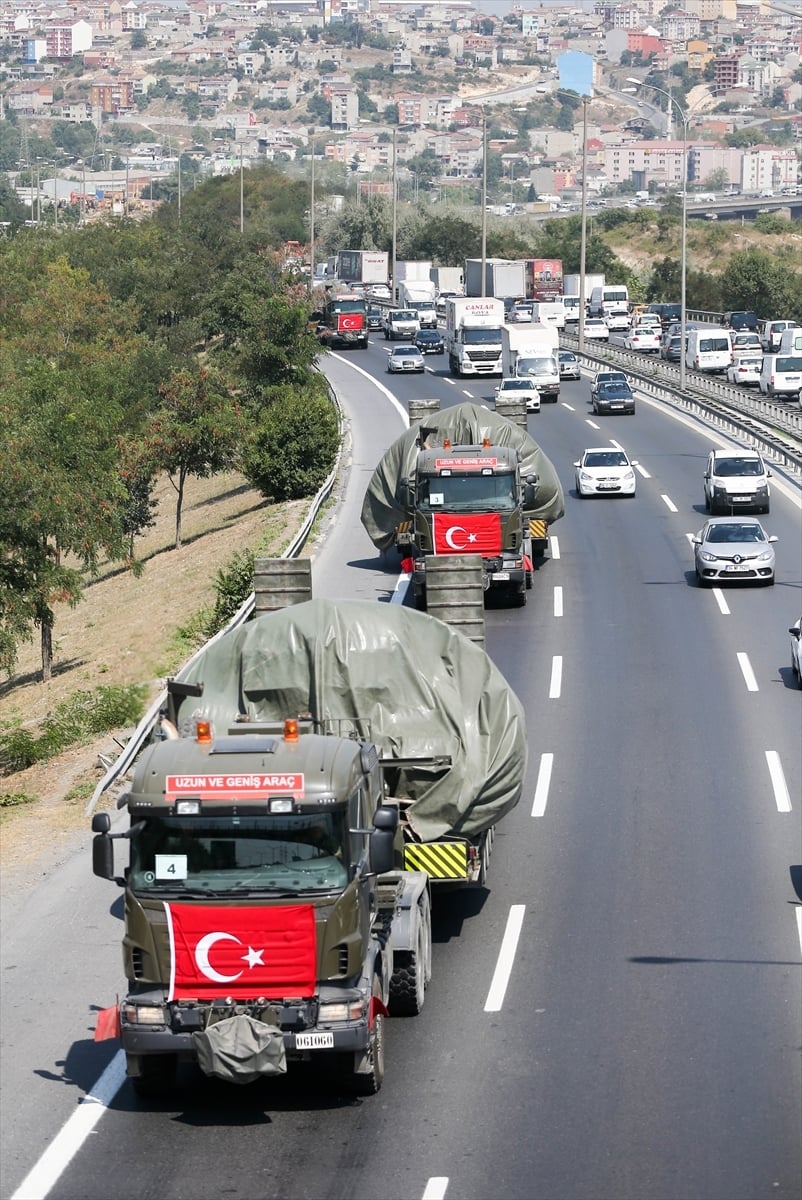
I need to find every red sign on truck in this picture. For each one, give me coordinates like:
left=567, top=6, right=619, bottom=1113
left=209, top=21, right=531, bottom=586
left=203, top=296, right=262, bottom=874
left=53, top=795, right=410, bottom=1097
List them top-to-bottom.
left=165, top=773, right=305, bottom=801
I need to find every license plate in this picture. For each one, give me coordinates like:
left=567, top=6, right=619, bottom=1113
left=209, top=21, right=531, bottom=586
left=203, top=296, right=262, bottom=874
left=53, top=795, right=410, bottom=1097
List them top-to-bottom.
left=611, top=403, right=624, bottom=409
left=598, top=484, right=619, bottom=490
left=732, top=496, right=751, bottom=502
left=723, top=564, right=749, bottom=572
left=493, top=571, right=510, bottom=581
left=295, top=1031, right=334, bottom=1050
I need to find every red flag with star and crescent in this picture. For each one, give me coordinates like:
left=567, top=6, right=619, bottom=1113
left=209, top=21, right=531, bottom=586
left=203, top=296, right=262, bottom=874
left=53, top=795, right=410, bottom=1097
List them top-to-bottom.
left=432, top=512, right=502, bottom=556
left=165, top=903, right=317, bottom=1001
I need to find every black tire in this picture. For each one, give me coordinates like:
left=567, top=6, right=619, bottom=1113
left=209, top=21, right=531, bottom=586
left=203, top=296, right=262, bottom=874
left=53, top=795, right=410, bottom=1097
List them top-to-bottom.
left=704, top=492, right=710, bottom=512
left=525, top=569, right=533, bottom=590
left=512, top=587, right=527, bottom=607
left=390, top=896, right=430, bottom=1017
left=352, top=975, right=385, bottom=1096
left=130, top=1054, right=177, bottom=1097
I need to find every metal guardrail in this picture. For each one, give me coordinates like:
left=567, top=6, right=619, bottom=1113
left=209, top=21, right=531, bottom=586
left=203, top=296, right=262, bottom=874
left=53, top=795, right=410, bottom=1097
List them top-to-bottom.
left=84, top=386, right=346, bottom=817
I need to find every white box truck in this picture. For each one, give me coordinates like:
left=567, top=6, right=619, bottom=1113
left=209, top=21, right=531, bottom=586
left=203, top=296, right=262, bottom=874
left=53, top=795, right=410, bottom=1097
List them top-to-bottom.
left=465, top=259, right=527, bottom=302
left=398, top=279, right=438, bottom=328
left=445, top=297, right=506, bottom=377
left=530, top=301, right=565, bottom=330
left=501, top=324, right=560, bottom=402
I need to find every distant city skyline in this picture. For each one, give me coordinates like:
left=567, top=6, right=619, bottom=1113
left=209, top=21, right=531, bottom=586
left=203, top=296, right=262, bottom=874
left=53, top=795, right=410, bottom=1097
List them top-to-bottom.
left=469, top=0, right=599, bottom=10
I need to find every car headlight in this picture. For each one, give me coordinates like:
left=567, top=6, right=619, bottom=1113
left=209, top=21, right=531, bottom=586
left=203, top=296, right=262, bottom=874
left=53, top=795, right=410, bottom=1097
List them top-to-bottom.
left=579, top=471, right=593, bottom=481
left=622, top=471, right=634, bottom=480
left=698, top=551, right=718, bottom=562
left=755, top=551, right=773, bottom=562
left=318, top=999, right=364, bottom=1023
left=123, top=1004, right=166, bottom=1025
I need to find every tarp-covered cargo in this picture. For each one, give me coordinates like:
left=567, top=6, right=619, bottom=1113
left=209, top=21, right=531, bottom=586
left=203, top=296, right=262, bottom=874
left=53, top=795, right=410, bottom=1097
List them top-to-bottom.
left=360, top=401, right=564, bottom=552
left=174, top=598, right=525, bottom=841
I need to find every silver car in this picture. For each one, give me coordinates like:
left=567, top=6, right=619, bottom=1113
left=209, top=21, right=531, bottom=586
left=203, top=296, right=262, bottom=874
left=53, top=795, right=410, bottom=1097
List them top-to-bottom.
left=386, top=345, right=425, bottom=373
left=692, top=517, right=777, bottom=586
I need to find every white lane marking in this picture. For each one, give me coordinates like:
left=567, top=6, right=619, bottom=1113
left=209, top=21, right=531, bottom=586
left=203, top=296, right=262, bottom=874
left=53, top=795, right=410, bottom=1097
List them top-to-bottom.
left=329, top=352, right=408, bottom=425
left=444, top=377, right=456, bottom=386
left=462, top=389, right=473, bottom=397
left=562, top=402, right=575, bottom=411
left=587, top=419, right=600, bottom=430
left=609, top=438, right=624, bottom=450
left=634, top=463, right=651, bottom=478
left=661, top=494, right=678, bottom=512
left=685, top=532, right=695, bottom=545
left=550, top=536, right=560, bottom=559
left=392, top=572, right=411, bottom=605
left=554, top=585, right=563, bottom=617
left=712, top=588, right=730, bottom=615
left=736, top=651, right=759, bottom=692
left=549, top=656, right=563, bottom=699
left=765, top=751, right=792, bottom=812
left=532, top=753, right=553, bottom=817
left=484, top=905, right=526, bottom=1012
left=795, top=908, right=802, bottom=959
left=11, top=1051, right=127, bottom=1200
left=422, top=1179, right=449, bottom=1200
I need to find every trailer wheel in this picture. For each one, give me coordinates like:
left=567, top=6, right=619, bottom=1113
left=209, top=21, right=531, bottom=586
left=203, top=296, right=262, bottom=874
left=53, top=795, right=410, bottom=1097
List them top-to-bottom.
left=390, top=893, right=430, bottom=1016
left=352, top=975, right=385, bottom=1095
left=129, top=1053, right=177, bottom=1097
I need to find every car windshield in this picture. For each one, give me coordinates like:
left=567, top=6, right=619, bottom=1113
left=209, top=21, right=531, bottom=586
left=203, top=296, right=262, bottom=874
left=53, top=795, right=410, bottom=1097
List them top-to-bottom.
left=393, top=311, right=416, bottom=321
left=417, top=331, right=439, bottom=341
left=392, top=346, right=418, bottom=355
left=560, top=353, right=576, bottom=362
left=597, top=374, right=625, bottom=385
left=501, top=380, right=536, bottom=391
left=598, top=384, right=631, bottom=397
left=584, top=452, right=628, bottom=468
left=715, top=458, right=763, bottom=477
left=418, top=473, right=518, bottom=512
left=706, top=524, right=765, bottom=544
left=129, top=813, right=350, bottom=896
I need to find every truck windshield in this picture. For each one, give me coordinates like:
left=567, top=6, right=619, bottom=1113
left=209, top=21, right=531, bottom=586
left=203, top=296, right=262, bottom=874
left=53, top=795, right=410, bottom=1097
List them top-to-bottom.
left=330, top=300, right=365, bottom=315
left=463, top=326, right=501, bottom=345
left=519, top=357, right=557, bottom=374
left=418, top=473, right=517, bottom=512
left=129, top=813, right=349, bottom=895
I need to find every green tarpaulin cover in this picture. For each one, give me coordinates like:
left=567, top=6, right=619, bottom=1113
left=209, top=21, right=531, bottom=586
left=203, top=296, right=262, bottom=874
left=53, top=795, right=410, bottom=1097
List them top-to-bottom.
left=360, top=401, right=564, bottom=552
left=175, top=598, right=526, bottom=840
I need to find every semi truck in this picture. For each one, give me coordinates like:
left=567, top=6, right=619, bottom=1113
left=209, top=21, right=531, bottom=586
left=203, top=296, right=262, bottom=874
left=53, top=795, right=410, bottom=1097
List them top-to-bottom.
left=335, top=250, right=389, bottom=288
left=464, top=258, right=527, bottom=302
left=393, top=261, right=433, bottom=304
left=397, top=279, right=438, bottom=329
left=315, top=292, right=369, bottom=350
left=445, top=296, right=505, bottom=376
left=501, top=324, right=560, bottom=403
left=361, top=400, right=564, bottom=605
left=92, top=596, right=526, bottom=1096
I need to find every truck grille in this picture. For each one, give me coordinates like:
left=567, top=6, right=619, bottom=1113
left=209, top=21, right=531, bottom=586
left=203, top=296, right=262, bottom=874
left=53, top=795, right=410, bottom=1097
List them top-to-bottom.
left=467, top=349, right=500, bottom=362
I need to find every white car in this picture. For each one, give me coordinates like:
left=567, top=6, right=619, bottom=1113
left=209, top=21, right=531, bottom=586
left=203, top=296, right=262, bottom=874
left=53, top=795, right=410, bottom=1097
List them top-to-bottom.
left=604, top=309, right=630, bottom=331
left=637, top=313, right=662, bottom=331
left=584, top=318, right=610, bottom=341
left=626, top=326, right=661, bottom=353
left=731, top=332, right=762, bottom=354
left=726, top=354, right=762, bottom=387
left=495, top=376, right=541, bottom=412
left=574, top=447, right=638, bottom=497
left=790, top=617, right=802, bottom=689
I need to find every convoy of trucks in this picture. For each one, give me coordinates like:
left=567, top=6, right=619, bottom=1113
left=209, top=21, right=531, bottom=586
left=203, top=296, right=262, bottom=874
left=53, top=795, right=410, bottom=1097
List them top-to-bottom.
left=445, top=296, right=506, bottom=376
left=501, top=323, right=561, bottom=402
left=361, top=400, right=564, bottom=607
left=92, top=592, right=527, bottom=1096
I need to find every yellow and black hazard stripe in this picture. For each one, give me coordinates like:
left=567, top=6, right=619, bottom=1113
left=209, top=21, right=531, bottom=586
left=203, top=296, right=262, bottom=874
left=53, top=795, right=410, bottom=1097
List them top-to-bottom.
left=529, top=519, right=548, bottom=541
left=395, top=521, right=413, bottom=546
left=404, top=840, right=469, bottom=881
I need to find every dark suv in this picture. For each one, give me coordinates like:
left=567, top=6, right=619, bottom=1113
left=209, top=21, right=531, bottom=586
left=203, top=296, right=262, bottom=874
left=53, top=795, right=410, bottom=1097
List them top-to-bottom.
left=646, top=303, right=681, bottom=326
left=724, top=310, right=758, bottom=332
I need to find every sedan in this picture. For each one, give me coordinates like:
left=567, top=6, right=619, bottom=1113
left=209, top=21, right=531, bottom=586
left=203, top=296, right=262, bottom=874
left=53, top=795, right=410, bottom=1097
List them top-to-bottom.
left=509, top=304, right=533, bottom=323
left=584, top=318, right=610, bottom=341
left=625, top=326, right=661, bottom=353
left=414, top=329, right=445, bottom=355
left=731, top=332, right=761, bottom=354
left=661, top=335, right=684, bottom=362
left=386, top=345, right=425, bottom=374
left=558, top=350, right=581, bottom=380
left=726, top=355, right=762, bottom=387
left=495, top=377, right=541, bottom=412
left=592, top=381, right=635, bottom=415
left=574, top=448, right=638, bottom=497
left=692, top=517, right=777, bottom=586
left=790, top=617, right=802, bottom=689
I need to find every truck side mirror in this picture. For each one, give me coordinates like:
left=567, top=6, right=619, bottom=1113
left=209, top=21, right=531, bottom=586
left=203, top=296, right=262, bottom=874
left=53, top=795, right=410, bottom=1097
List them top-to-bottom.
left=399, top=479, right=414, bottom=507
left=523, top=482, right=537, bottom=508
left=369, top=804, right=398, bottom=875
left=92, top=832, right=115, bottom=881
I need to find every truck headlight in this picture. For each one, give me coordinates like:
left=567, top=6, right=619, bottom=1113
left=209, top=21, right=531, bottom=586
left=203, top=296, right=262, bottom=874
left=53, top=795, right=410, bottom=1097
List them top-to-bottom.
left=318, top=999, right=364, bottom=1023
left=123, top=1003, right=166, bottom=1025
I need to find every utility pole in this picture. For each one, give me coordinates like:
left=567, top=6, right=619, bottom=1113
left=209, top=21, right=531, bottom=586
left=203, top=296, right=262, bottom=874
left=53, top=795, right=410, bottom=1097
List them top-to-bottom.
left=480, top=108, right=487, bottom=298
left=391, top=126, right=398, bottom=306
left=309, top=134, right=316, bottom=292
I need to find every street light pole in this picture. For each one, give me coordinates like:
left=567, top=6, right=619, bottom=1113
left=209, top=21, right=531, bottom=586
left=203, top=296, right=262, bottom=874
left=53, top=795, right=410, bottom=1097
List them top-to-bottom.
left=628, top=79, right=687, bottom=392
left=578, top=96, right=588, bottom=354
left=480, top=108, right=487, bottom=299
left=391, top=126, right=398, bottom=305
left=309, top=135, right=316, bottom=293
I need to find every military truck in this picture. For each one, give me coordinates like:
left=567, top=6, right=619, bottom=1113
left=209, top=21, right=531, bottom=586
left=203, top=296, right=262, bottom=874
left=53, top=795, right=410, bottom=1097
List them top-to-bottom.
left=361, top=401, right=564, bottom=607
left=92, top=598, right=525, bottom=1096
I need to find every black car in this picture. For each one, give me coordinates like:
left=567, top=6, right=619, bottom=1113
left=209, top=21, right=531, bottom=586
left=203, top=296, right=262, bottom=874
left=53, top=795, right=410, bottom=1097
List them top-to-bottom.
left=646, top=302, right=681, bottom=326
left=366, top=307, right=383, bottom=330
left=724, top=310, right=758, bottom=332
left=414, top=329, right=445, bottom=355
left=592, top=381, right=636, bottom=415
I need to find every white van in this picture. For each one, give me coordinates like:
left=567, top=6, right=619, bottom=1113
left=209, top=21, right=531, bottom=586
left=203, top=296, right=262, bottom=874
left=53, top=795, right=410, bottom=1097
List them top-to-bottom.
left=589, top=284, right=629, bottom=318
left=562, top=295, right=581, bottom=323
left=530, top=301, right=565, bottom=330
left=760, top=319, right=798, bottom=353
left=686, top=328, right=732, bottom=374
left=778, top=328, right=802, bottom=355
left=759, top=353, right=802, bottom=397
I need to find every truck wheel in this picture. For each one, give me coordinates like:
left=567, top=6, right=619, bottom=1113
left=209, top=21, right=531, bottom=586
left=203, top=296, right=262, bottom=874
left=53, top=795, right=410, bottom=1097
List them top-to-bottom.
left=513, top=586, right=526, bottom=607
left=390, top=895, right=430, bottom=1017
left=352, top=975, right=385, bottom=1095
left=129, top=1053, right=177, bottom=1097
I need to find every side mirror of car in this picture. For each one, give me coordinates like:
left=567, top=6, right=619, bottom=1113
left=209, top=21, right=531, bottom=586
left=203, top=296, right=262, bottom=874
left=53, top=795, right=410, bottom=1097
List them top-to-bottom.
left=573, top=461, right=580, bottom=468
left=766, top=470, right=772, bottom=478
left=768, top=535, right=778, bottom=543
left=691, top=536, right=701, bottom=545
left=789, top=627, right=801, bottom=640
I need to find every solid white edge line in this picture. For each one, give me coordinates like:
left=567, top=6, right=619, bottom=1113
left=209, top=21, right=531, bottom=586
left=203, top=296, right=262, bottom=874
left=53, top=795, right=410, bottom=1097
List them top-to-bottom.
left=329, top=352, right=409, bottom=425
left=661, top=494, right=678, bottom=513
left=550, top=536, right=560, bottom=559
left=391, top=572, right=411, bottom=604
left=554, top=585, right=563, bottom=617
left=712, top=587, right=730, bottom=615
left=736, top=651, right=759, bottom=692
left=549, top=656, right=563, bottom=699
left=765, top=750, right=792, bottom=812
left=532, top=753, right=553, bottom=817
left=484, top=905, right=526, bottom=1012
left=795, top=907, right=802, bottom=959
left=11, top=1051, right=127, bottom=1200
left=422, top=1178, right=449, bottom=1200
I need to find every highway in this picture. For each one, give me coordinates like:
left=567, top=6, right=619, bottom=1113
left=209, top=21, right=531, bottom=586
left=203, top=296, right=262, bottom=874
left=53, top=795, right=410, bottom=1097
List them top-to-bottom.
left=2, top=335, right=801, bottom=1200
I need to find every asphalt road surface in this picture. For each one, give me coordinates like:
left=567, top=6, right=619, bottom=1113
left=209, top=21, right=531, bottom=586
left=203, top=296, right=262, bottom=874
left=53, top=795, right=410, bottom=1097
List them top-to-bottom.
left=3, top=337, right=800, bottom=1200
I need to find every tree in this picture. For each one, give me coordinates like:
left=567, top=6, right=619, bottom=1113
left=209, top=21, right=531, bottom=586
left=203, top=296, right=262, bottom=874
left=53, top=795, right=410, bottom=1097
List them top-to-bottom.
left=703, top=167, right=729, bottom=192
left=718, top=249, right=802, bottom=324
left=144, top=367, right=242, bottom=549
left=241, top=382, right=339, bottom=502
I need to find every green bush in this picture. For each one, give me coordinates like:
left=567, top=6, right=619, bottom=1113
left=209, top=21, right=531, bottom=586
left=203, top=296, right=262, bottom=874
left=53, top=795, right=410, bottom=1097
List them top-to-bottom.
left=242, top=383, right=339, bottom=502
left=0, top=791, right=37, bottom=808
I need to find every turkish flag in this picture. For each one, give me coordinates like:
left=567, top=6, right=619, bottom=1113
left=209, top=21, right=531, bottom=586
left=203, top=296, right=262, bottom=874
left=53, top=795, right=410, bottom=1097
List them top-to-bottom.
left=338, top=313, right=364, bottom=332
left=432, top=512, right=502, bottom=556
left=165, top=903, right=317, bottom=1001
